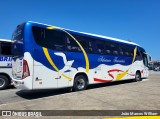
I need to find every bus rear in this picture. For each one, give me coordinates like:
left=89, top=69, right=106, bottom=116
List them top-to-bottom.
left=11, top=22, right=63, bottom=90
left=12, top=23, right=33, bottom=90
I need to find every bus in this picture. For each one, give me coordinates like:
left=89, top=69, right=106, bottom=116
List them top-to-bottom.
left=12, top=21, right=149, bottom=91
left=0, top=39, right=12, bottom=90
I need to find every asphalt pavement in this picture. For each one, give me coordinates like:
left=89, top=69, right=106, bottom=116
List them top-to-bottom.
left=0, top=71, right=159, bottom=119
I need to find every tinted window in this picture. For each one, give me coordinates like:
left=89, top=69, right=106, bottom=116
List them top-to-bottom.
left=11, top=23, right=24, bottom=56
left=12, top=24, right=24, bottom=41
left=32, top=26, right=65, bottom=51
left=32, top=26, right=44, bottom=44
left=45, top=29, right=65, bottom=50
left=66, top=34, right=90, bottom=52
left=66, top=35, right=80, bottom=52
left=74, top=35, right=88, bottom=52
left=84, top=36, right=97, bottom=54
left=88, top=40, right=95, bottom=53
left=96, top=41, right=105, bottom=54
left=104, top=41, right=135, bottom=57
left=0, top=42, right=12, bottom=55
left=105, top=42, right=120, bottom=56
left=105, top=42, right=112, bottom=55
left=112, top=43, right=120, bottom=55
left=119, top=44, right=134, bottom=57
left=119, top=45, right=124, bottom=56
left=128, top=46, right=134, bottom=57
left=139, top=47, right=148, bottom=65
left=136, top=50, right=141, bottom=60
left=143, top=55, right=148, bottom=67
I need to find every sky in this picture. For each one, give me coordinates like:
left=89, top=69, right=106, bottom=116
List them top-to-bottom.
left=0, top=0, right=160, bottom=60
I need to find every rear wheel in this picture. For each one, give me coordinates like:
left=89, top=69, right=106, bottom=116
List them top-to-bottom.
left=134, top=71, right=142, bottom=82
left=0, top=75, right=9, bottom=90
left=73, top=75, right=88, bottom=91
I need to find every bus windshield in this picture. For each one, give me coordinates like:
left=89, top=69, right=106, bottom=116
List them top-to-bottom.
left=11, top=23, right=24, bottom=57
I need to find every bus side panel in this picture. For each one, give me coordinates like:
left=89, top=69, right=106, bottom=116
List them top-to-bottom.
left=32, top=48, right=58, bottom=89
left=68, top=52, right=138, bottom=86
left=0, top=56, right=12, bottom=79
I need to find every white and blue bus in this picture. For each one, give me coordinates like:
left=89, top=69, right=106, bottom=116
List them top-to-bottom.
left=12, top=21, right=149, bottom=91
left=0, top=39, right=12, bottom=90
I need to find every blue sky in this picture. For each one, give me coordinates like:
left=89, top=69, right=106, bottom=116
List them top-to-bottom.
left=0, top=0, right=160, bottom=60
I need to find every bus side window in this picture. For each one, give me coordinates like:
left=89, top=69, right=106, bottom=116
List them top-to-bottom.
left=32, top=26, right=65, bottom=51
left=32, top=26, right=44, bottom=45
left=45, top=29, right=65, bottom=51
left=66, top=35, right=80, bottom=52
left=75, top=35, right=88, bottom=52
left=66, top=37, right=72, bottom=51
left=88, top=37, right=96, bottom=54
left=88, top=41, right=93, bottom=53
left=96, top=41, right=105, bottom=54
left=1, top=42, right=12, bottom=56
left=105, top=42, right=111, bottom=55
left=105, top=42, right=120, bottom=56
left=0, top=43, right=1, bottom=54
left=109, top=43, right=116, bottom=55
left=113, top=44, right=120, bottom=55
left=118, top=44, right=128, bottom=56
left=121, top=44, right=134, bottom=57
left=119, top=45, right=126, bottom=56
left=119, top=46, right=124, bottom=56
left=128, top=46, right=134, bottom=57
left=139, top=47, right=148, bottom=66
left=113, top=50, right=118, bottom=55
left=136, top=50, right=142, bottom=60
left=125, top=52, right=129, bottom=56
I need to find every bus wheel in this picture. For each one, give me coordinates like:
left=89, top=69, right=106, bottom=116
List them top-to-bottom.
left=134, top=71, right=142, bottom=82
left=0, top=75, right=9, bottom=90
left=73, top=75, right=88, bottom=91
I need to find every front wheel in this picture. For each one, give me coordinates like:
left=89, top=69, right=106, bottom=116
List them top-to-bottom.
left=134, top=72, right=142, bottom=82
left=0, top=75, right=9, bottom=90
left=73, top=75, right=88, bottom=91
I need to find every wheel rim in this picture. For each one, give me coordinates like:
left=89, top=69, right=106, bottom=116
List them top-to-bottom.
left=0, top=78, right=5, bottom=88
left=76, top=78, right=85, bottom=90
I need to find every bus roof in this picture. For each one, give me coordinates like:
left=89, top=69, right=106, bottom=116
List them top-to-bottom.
left=27, top=21, right=139, bottom=46
left=0, top=39, right=12, bottom=42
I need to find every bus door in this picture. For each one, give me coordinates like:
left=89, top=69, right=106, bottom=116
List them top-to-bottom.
left=139, top=48, right=149, bottom=77
left=139, top=50, right=148, bottom=68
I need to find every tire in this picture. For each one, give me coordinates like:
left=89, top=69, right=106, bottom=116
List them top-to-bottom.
left=134, top=71, right=142, bottom=82
left=0, top=75, right=9, bottom=90
left=73, top=75, right=88, bottom=91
